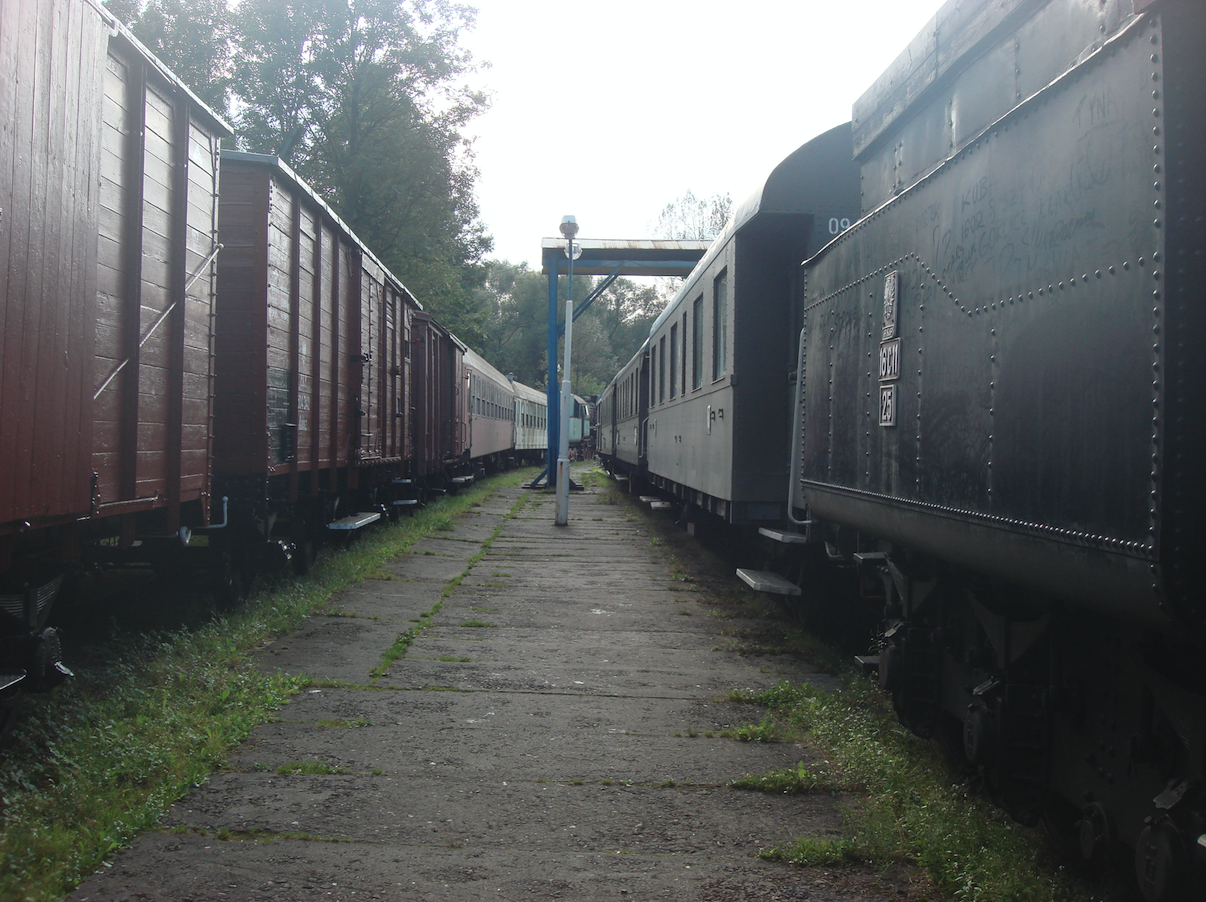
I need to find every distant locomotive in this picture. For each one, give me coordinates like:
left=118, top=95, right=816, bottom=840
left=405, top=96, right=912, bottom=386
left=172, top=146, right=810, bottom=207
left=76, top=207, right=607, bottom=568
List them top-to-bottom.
left=0, top=0, right=547, bottom=734
left=600, top=1, right=1206, bottom=898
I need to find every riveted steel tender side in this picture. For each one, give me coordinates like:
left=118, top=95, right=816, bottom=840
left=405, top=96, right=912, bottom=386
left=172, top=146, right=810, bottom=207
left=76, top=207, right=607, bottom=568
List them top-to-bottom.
left=793, top=1, right=1205, bottom=897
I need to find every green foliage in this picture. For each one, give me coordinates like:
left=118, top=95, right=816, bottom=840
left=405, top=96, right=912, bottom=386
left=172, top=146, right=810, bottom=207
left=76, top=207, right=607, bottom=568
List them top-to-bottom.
left=102, top=0, right=234, bottom=114
left=228, top=0, right=491, bottom=340
left=473, top=262, right=664, bottom=393
left=733, top=680, right=1092, bottom=901
left=718, top=714, right=778, bottom=743
left=275, top=761, right=351, bottom=775
left=730, top=761, right=839, bottom=795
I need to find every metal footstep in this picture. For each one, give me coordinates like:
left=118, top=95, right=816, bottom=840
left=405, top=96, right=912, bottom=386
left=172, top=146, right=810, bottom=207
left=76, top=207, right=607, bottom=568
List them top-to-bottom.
left=327, top=512, right=382, bottom=531
left=758, top=527, right=809, bottom=544
left=735, top=568, right=801, bottom=596
left=854, top=655, right=880, bottom=675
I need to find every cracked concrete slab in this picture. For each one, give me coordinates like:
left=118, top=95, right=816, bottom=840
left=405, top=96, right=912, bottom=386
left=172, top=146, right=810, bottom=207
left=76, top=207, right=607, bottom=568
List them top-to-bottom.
left=66, top=469, right=931, bottom=902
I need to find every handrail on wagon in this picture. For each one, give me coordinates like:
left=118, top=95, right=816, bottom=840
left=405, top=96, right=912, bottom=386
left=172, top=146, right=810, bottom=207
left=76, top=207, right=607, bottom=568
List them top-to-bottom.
left=93, top=244, right=223, bottom=401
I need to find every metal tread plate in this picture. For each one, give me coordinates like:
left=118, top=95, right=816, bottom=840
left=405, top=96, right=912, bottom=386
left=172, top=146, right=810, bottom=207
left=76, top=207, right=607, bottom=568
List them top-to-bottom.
left=327, top=512, right=383, bottom=530
left=736, top=568, right=802, bottom=596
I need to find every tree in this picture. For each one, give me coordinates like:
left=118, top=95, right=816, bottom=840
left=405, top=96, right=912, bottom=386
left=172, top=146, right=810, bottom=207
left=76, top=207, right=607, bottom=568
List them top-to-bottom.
left=102, top=0, right=234, bottom=114
left=231, top=0, right=492, bottom=341
left=652, top=190, right=733, bottom=241
left=591, top=279, right=662, bottom=348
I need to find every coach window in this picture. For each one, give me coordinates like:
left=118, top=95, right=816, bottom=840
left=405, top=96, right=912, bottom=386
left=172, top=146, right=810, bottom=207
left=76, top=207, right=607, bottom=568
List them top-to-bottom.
left=712, top=269, right=728, bottom=380
left=691, top=295, right=703, bottom=390
left=681, top=312, right=688, bottom=395
left=669, top=324, right=679, bottom=399
left=658, top=336, right=666, bottom=403
left=650, top=345, right=657, bottom=408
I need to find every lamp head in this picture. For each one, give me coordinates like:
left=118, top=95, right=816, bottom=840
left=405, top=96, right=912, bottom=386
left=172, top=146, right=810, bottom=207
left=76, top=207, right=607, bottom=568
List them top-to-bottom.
left=559, top=215, right=579, bottom=240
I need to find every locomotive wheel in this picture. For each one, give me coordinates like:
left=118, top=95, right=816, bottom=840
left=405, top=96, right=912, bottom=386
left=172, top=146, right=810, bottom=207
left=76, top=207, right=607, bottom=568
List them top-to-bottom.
left=1135, top=817, right=1188, bottom=902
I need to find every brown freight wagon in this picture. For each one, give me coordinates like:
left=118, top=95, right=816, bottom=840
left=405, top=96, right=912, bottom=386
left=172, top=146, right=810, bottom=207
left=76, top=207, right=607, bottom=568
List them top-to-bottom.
left=1, top=0, right=229, bottom=725
left=213, top=152, right=418, bottom=578
left=409, top=312, right=466, bottom=495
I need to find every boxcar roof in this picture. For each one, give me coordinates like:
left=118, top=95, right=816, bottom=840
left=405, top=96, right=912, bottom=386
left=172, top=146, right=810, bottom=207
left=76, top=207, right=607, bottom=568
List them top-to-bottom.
left=99, top=7, right=233, bottom=138
left=220, top=150, right=418, bottom=308
left=463, top=347, right=511, bottom=389
left=512, top=380, right=547, bottom=405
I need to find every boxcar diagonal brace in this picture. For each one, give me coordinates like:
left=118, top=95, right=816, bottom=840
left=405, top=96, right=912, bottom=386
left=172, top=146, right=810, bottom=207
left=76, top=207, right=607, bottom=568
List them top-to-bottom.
left=92, top=243, right=224, bottom=401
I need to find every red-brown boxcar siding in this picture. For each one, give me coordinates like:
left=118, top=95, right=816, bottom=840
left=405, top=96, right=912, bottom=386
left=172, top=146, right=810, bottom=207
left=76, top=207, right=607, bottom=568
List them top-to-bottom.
left=0, top=0, right=106, bottom=528
left=89, top=34, right=224, bottom=520
left=133, top=82, right=176, bottom=498
left=181, top=117, right=219, bottom=499
left=215, top=153, right=417, bottom=508
left=213, top=167, right=269, bottom=476
left=264, top=179, right=294, bottom=473
left=293, top=206, right=315, bottom=474
left=312, top=223, right=332, bottom=473
left=335, top=243, right=355, bottom=474
left=357, top=260, right=382, bottom=463
left=379, top=284, right=408, bottom=463
left=379, top=290, right=394, bottom=460
left=410, top=314, right=434, bottom=477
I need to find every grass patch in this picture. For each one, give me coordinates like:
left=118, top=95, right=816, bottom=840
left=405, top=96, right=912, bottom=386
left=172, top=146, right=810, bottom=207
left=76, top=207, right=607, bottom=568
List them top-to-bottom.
left=0, top=468, right=537, bottom=902
left=368, top=484, right=530, bottom=679
left=458, top=620, right=497, bottom=629
left=730, top=680, right=1094, bottom=901
left=718, top=714, right=779, bottom=743
left=730, top=760, right=843, bottom=795
left=274, top=761, right=351, bottom=776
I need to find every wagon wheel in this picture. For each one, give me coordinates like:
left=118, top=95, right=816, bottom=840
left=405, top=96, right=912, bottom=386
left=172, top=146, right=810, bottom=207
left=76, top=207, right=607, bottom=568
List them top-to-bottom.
left=292, top=518, right=320, bottom=576
left=210, top=540, right=254, bottom=610
left=0, top=696, right=20, bottom=743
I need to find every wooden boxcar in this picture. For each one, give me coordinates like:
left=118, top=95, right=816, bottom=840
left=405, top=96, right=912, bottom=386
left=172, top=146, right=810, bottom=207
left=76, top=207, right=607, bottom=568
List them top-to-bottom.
left=1, top=0, right=229, bottom=716
left=213, top=152, right=418, bottom=572
left=409, top=311, right=465, bottom=493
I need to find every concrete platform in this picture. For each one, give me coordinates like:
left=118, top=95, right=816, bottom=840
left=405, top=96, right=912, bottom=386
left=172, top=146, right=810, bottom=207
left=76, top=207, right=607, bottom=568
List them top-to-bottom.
left=67, top=466, right=918, bottom=902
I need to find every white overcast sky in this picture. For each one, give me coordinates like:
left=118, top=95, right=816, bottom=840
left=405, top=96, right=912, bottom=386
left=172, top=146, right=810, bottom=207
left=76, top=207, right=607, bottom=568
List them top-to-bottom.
left=458, top=0, right=944, bottom=266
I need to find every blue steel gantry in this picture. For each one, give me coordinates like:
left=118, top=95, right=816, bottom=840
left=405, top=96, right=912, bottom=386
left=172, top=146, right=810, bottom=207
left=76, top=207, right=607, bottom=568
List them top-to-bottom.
left=535, top=238, right=710, bottom=488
